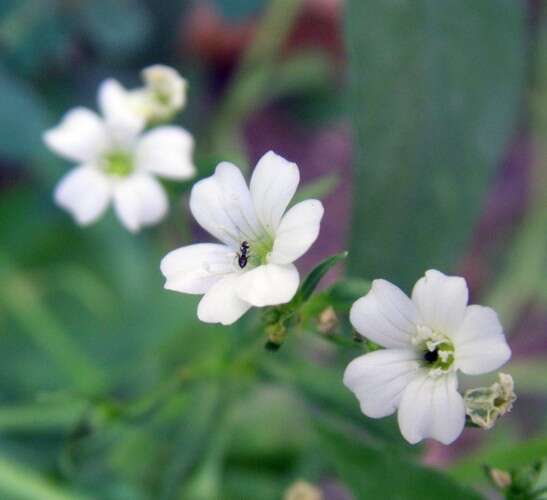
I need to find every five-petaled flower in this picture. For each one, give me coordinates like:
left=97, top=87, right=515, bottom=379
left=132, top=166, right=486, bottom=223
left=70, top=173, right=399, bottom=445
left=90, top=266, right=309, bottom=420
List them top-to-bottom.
left=44, top=76, right=195, bottom=232
left=160, top=151, right=324, bottom=325
left=344, top=270, right=511, bottom=445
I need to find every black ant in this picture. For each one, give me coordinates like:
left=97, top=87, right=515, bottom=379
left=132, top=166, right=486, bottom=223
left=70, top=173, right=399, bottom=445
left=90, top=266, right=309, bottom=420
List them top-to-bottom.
left=237, top=241, right=250, bottom=269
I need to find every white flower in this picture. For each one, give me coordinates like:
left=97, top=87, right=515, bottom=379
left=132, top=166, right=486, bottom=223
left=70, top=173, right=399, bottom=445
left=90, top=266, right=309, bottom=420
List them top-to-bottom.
left=44, top=79, right=195, bottom=232
left=160, top=151, right=324, bottom=325
left=343, top=270, right=511, bottom=445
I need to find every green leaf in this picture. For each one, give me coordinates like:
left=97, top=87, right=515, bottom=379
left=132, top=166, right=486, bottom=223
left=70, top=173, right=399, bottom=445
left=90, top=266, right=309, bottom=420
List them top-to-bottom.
left=345, top=0, right=526, bottom=288
left=0, top=67, right=49, bottom=163
left=292, top=173, right=339, bottom=205
left=295, top=251, right=348, bottom=304
left=326, top=278, right=372, bottom=310
left=317, top=422, right=484, bottom=500
left=0, top=456, right=91, bottom=500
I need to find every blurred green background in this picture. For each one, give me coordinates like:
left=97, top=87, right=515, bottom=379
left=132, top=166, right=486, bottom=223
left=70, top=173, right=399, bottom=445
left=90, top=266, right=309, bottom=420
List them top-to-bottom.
left=0, top=0, right=546, bottom=499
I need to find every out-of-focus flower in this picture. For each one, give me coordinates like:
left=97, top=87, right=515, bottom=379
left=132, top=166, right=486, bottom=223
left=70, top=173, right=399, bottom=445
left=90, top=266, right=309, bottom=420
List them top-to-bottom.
left=128, top=65, right=188, bottom=123
left=44, top=79, right=195, bottom=232
left=161, top=151, right=324, bottom=325
left=344, top=270, right=511, bottom=445
left=464, top=372, right=516, bottom=429
left=284, top=480, right=323, bottom=500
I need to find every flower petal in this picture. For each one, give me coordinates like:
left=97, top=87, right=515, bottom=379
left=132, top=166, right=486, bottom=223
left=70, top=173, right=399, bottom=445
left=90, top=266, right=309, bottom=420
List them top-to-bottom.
left=98, top=79, right=144, bottom=146
left=43, top=108, right=109, bottom=163
left=135, top=126, right=196, bottom=180
left=250, top=151, right=299, bottom=234
left=189, top=162, right=262, bottom=247
left=54, top=165, right=111, bottom=225
left=113, top=174, right=168, bottom=232
left=269, top=199, right=324, bottom=264
left=161, top=243, right=235, bottom=294
left=235, top=263, right=299, bottom=307
left=411, top=269, right=468, bottom=335
left=197, top=274, right=252, bottom=325
left=349, top=279, right=419, bottom=348
left=453, top=305, right=511, bottom=375
left=343, top=349, right=420, bottom=418
left=397, top=372, right=465, bottom=445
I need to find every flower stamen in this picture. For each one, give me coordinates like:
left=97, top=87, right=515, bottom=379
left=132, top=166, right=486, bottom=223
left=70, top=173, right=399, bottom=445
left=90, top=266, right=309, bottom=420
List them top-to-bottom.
left=103, top=151, right=133, bottom=177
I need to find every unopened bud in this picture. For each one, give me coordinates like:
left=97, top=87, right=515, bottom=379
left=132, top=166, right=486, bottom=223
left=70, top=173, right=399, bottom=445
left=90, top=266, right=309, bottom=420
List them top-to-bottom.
left=317, top=306, right=337, bottom=334
left=265, top=323, right=287, bottom=351
left=464, top=373, right=516, bottom=429
left=485, top=466, right=512, bottom=490
left=284, top=480, right=323, bottom=500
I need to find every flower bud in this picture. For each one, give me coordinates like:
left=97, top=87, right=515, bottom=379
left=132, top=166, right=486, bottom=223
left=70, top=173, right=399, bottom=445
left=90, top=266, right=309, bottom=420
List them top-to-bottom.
left=129, top=65, right=187, bottom=123
left=317, top=306, right=337, bottom=334
left=265, top=323, right=287, bottom=351
left=464, top=373, right=516, bottom=429
left=485, top=466, right=512, bottom=490
left=283, top=480, right=323, bottom=500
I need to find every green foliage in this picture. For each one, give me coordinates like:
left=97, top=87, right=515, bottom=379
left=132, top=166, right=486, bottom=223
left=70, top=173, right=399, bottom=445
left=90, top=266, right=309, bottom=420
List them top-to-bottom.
left=0, top=0, right=543, bottom=498
left=80, top=0, right=152, bottom=61
left=345, top=0, right=526, bottom=288
left=0, top=68, right=50, bottom=163
left=296, top=251, right=348, bottom=304
left=317, top=423, right=484, bottom=500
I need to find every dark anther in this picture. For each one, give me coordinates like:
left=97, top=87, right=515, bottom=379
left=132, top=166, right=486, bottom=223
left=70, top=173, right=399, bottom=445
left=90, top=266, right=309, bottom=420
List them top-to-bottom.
left=423, top=349, right=439, bottom=363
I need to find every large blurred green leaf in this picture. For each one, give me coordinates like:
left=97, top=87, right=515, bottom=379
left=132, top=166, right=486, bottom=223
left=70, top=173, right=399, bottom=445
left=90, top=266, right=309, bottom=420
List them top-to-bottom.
left=345, top=0, right=526, bottom=287
left=0, top=68, right=50, bottom=163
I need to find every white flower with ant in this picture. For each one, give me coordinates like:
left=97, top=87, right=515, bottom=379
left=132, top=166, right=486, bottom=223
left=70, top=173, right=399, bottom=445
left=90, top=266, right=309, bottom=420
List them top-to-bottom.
left=44, top=77, right=195, bottom=232
left=160, top=151, right=324, bottom=325
left=344, top=270, right=511, bottom=445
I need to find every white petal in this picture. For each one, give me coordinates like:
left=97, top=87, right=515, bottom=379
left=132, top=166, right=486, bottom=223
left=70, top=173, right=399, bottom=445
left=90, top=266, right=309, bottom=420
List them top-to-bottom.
left=98, top=79, right=144, bottom=146
left=43, top=108, right=109, bottom=163
left=135, top=126, right=196, bottom=180
left=250, top=151, right=299, bottom=234
left=189, top=162, right=263, bottom=247
left=54, top=165, right=111, bottom=225
left=113, top=174, right=168, bottom=232
left=269, top=199, right=324, bottom=264
left=161, top=243, right=235, bottom=294
left=235, top=263, right=299, bottom=307
left=411, top=269, right=468, bottom=335
left=197, top=274, right=252, bottom=325
left=349, top=279, right=419, bottom=348
left=453, top=305, right=511, bottom=375
left=343, top=349, right=420, bottom=418
left=397, top=372, right=465, bottom=445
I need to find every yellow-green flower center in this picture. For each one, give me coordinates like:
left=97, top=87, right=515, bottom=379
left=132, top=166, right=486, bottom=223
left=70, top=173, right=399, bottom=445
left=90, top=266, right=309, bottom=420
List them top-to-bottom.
left=103, top=151, right=133, bottom=177
left=240, top=235, right=275, bottom=269
left=412, top=325, right=455, bottom=375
